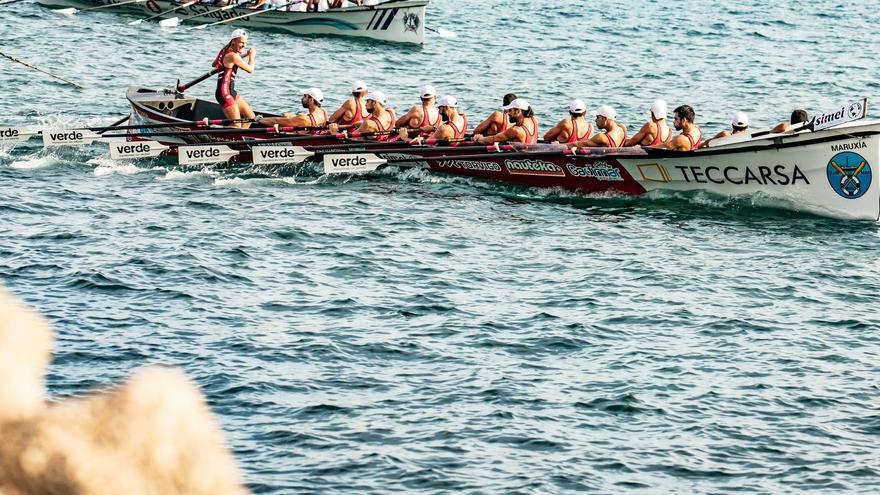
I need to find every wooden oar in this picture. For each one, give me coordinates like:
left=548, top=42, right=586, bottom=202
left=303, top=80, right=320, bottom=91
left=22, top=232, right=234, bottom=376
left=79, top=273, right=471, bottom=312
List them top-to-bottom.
left=53, top=0, right=146, bottom=16
left=129, top=0, right=196, bottom=25
left=159, top=0, right=247, bottom=27
left=190, top=0, right=300, bottom=30
left=0, top=50, right=84, bottom=89
left=176, top=67, right=220, bottom=93
left=99, top=124, right=329, bottom=140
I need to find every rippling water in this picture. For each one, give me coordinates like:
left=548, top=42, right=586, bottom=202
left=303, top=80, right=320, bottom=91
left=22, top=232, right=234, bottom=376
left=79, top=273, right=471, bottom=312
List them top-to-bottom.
left=2, top=1, right=880, bottom=493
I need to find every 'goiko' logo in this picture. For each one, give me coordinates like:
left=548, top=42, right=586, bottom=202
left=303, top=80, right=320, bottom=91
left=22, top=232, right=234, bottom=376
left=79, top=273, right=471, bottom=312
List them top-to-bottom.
left=403, top=12, right=420, bottom=32
left=827, top=151, right=872, bottom=199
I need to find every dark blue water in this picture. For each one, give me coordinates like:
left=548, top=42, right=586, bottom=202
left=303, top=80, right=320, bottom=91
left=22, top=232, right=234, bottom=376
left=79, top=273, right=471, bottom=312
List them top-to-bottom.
left=2, top=1, right=880, bottom=492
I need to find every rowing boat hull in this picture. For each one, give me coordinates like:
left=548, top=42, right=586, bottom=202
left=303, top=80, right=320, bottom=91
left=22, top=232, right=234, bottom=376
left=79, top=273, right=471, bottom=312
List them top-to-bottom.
left=37, top=0, right=427, bottom=44
left=381, top=125, right=880, bottom=220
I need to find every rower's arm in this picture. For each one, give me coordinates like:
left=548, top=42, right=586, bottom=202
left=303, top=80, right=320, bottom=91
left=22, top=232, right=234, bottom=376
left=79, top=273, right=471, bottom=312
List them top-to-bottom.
left=229, top=52, right=255, bottom=74
left=328, top=100, right=353, bottom=124
left=395, top=106, right=420, bottom=129
left=473, top=112, right=500, bottom=136
left=542, top=119, right=568, bottom=143
left=624, top=122, right=652, bottom=147
left=430, top=124, right=454, bottom=142
left=476, top=127, right=523, bottom=144
left=570, top=133, right=610, bottom=148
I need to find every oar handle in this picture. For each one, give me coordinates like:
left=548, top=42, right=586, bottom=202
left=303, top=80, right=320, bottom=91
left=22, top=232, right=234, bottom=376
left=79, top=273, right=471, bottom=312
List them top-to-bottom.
left=176, top=67, right=221, bottom=93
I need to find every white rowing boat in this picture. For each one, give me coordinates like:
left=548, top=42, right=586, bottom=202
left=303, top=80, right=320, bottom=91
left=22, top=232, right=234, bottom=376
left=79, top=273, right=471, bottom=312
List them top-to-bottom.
left=37, top=0, right=428, bottom=44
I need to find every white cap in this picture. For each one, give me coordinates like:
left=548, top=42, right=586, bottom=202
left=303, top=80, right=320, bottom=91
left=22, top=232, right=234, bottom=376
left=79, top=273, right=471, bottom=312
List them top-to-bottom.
left=230, top=28, right=247, bottom=41
left=351, top=80, right=367, bottom=93
left=419, top=85, right=437, bottom=99
left=303, top=87, right=324, bottom=103
left=365, top=91, right=387, bottom=105
left=436, top=95, right=458, bottom=108
left=502, top=98, right=530, bottom=111
left=569, top=99, right=587, bottom=114
left=650, top=100, right=667, bottom=120
left=596, top=105, right=617, bottom=119
left=731, top=111, right=749, bottom=127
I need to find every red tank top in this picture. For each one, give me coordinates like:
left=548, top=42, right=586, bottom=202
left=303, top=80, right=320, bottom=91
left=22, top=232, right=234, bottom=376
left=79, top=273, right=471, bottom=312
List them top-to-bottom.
left=213, top=48, right=238, bottom=82
left=337, top=97, right=365, bottom=126
left=418, top=104, right=441, bottom=128
left=308, top=108, right=327, bottom=127
left=368, top=109, right=396, bottom=141
left=448, top=114, right=468, bottom=140
left=497, top=114, right=509, bottom=134
left=516, top=117, right=538, bottom=145
left=566, top=119, right=593, bottom=144
left=648, top=122, right=671, bottom=146
left=604, top=126, right=627, bottom=147
left=684, top=129, right=702, bottom=151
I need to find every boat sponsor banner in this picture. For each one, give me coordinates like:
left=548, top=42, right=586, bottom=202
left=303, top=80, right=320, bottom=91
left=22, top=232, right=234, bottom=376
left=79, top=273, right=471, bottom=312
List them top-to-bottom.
left=813, top=98, right=867, bottom=131
left=0, top=126, right=36, bottom=143
left=42, top=129, right=101, bottom=147
left=110, top=141, right=169, bottom=160
left=178, top=145, right=238, bottom=165
left=252, top=145, right=311, bottom=165
left=323, top=153, right=383, bottom=174
left=504, top=159, right=565, bottom=177
left=436, top=160, right=502, bottom=172
left=565, top=161, right=624, bottom=182
left=673, top=164, right=810, bottom=186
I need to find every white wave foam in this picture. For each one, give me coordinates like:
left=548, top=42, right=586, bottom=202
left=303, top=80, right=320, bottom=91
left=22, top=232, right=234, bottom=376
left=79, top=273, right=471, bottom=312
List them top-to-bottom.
left=8, top=154, right=62, bottom=170
left=160, top=168, right=219, bottom=182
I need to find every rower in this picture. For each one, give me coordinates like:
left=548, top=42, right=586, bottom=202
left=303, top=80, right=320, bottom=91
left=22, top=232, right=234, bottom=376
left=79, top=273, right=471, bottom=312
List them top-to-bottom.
left=213, top=29, right=256, bottom=129
left=329, top=80, right=368, bottom=128
left=395, top=85, right=440, bottom=136
left=258, top=88, right=327, bottom=129
left=330, top=91, right=396, bottom=140
left=473, top=93, right=517, bottom=138
left=401, top=95, right=467, bottom=144
left=474, top=98, right=538, bottom=145
left=543, top=99, right=592, bottom=143
left=625, top=100, right=671, bottom=147
left=567, top=105, right=626, bottom=148
left=652, top=105, right=702, bottom=151
left=770, top=109, right=809, bottom=134
left=707, top=111, right=749, bottom=141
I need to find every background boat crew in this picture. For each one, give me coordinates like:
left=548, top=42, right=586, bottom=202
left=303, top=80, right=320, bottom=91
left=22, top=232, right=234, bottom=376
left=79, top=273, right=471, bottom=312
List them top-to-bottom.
left=213, top=29, right=256, bottom=129
left=329, top=80, right=368, bottom=128
left=395, top=85, right=440, bottom=136
left=258, top=88, right=326, bottom=129
left=330, top=91, right=395, bottom=140
left=473, top=93, right=517, bottom=138
left=401, top=95, right=467, bottom=144
left=474, top=98, right=538, bottom=145
left=543, top=99, right=592, bottom=144
left=625, top=99, right=672, bottom=147
left=653, top=104, right=702, bottom=151
left=567, top=105, right=626, bottom=148
left=771, top=109, right=809, bottom=134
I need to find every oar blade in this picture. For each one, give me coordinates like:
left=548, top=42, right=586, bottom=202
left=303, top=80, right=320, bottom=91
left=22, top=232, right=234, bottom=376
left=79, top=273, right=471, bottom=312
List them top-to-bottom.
left=52, top=7, right=78, bottom=15
left=158, top=17, right=180, bottom=27
left=128, top=19, right=143, bottom=25
left=436, top=28, right=457, bottom=38
left=0, top=126, right=37, bottom=143
left=42, top=129, right=100, bottom=147
left=110, top=141, right=169, bottom=160
left=178, top=144, right=239, bottom=165
left=252, top=145, right=313, bottom=165
left=323, top=153, right=386, bottom=175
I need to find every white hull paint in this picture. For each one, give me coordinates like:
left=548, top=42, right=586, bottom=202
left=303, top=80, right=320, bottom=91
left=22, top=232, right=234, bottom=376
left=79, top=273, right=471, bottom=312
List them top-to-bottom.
left=38, top=0, right=428, bottom=44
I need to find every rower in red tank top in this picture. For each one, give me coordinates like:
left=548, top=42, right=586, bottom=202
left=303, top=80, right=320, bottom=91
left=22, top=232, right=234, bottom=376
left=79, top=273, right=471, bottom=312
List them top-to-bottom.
left=213, top=29, right=256, bottom=129
left=329, top=80, right=368, bottom=127
left=395, top=84, right=441, bottom=137
left=259, top=87, right=327, bottom=132
left=339, top=91, right=395, bottom=142
left=473, top=93, right=517, bottom=139
left=402, top=95, right=468, bottom=144
left=475, top=98, right=539, bottom=146
left=544, top=99, right=593, bottom=143
left=626, top=100, right=673, bottom=147
left=654, top=104, right=703, bottom=151
left=565, top=105, right=626, bottom=149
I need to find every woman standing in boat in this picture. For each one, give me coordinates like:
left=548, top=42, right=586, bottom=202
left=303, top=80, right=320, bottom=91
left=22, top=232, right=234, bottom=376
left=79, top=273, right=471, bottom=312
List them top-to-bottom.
left=214, top=29, right=256, bottom=129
